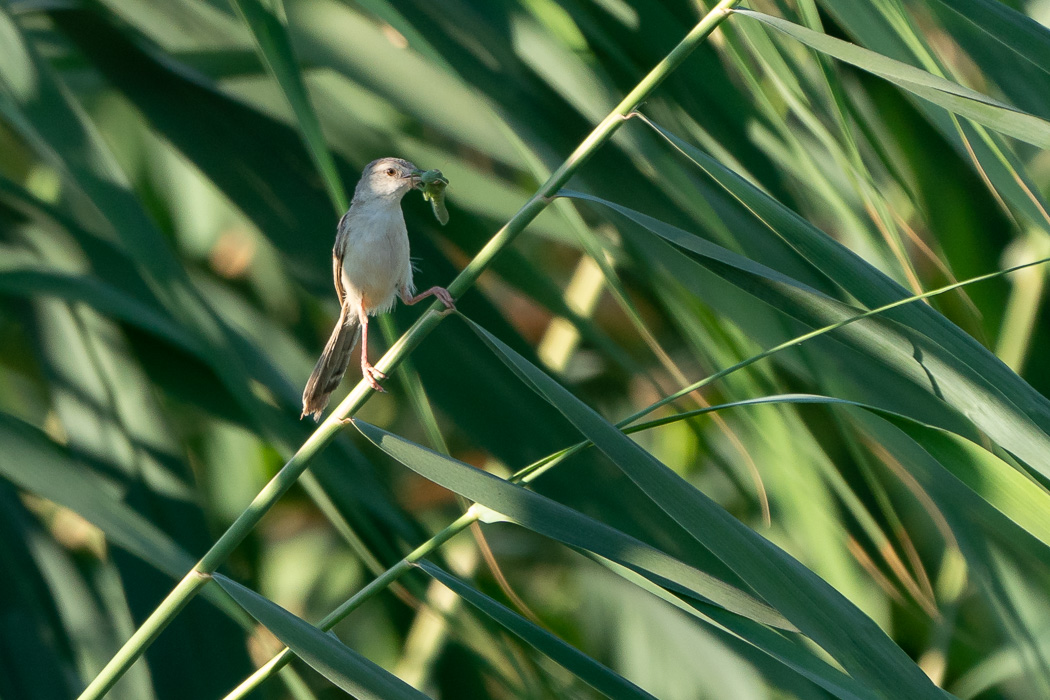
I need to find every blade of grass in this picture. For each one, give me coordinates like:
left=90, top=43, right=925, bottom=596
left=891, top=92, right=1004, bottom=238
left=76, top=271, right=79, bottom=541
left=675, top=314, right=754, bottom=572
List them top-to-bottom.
left=815, top=0, right=1050, bottom=235
left=494, top=110, right=772, bottom=523
left=996, top=235, right=1050, bottom=371
left=0, top=267, right=206, bottom=360
left=380, top=312, right=530, bottom=677
left=625, top=394, right=1050, bottom=550
left=221, top=509, right=478, bottom=700
left=585, top=555, right=878, bottom=700
left=214, top=575, right=428, bottom=700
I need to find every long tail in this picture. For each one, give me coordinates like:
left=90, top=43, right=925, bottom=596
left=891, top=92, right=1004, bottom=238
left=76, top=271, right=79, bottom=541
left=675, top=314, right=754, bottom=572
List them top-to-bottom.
left=302, top=304, right=360, bottom=420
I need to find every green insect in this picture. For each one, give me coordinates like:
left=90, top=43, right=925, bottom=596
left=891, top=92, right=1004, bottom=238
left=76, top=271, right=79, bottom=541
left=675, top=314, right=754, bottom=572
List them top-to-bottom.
left=418, top=169, right=450, bottom=225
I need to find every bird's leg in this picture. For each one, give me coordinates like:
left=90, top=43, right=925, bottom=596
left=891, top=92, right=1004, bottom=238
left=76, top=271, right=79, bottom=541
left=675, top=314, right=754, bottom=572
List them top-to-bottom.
left=400, top=286, right=455, bottom=313
left=357, top=302, right=387, bottom=392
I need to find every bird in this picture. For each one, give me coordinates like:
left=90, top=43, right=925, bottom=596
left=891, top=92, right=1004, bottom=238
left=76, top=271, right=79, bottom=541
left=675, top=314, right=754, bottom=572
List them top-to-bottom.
left=301, top=157, right=455, bottom=420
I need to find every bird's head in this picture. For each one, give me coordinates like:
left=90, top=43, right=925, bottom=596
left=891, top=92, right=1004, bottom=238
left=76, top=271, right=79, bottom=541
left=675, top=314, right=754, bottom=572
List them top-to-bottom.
left=353, top=157, right=422, bottom=202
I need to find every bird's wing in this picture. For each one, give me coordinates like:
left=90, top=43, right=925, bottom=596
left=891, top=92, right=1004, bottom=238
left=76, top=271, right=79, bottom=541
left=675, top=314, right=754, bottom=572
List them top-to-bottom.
left=332, top=209, right=352, bottom=305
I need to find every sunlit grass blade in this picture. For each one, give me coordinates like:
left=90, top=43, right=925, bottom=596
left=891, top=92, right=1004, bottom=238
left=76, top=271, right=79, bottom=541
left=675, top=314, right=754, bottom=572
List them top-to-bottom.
left=814, top=0, right=1050, bottom=234
left=48, top=5, right=334, bottom=287
left=628, top=113, right=1028, bottom=383
left=0, top=266, right=206, bottom=358
left=0, top=412, right=194, bottom=582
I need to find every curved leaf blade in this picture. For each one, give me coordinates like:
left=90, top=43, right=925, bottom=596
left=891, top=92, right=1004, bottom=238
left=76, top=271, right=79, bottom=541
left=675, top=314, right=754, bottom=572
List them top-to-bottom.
left=591, top=556, right=878, bottom=700
left=215, top=575, right=428, bottom=700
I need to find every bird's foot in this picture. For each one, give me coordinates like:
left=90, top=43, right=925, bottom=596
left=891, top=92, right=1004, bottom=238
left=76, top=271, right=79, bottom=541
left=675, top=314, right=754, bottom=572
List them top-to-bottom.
left=434, top=287, right=456, bottom=311
left=362, top=362, right=387, bottom=392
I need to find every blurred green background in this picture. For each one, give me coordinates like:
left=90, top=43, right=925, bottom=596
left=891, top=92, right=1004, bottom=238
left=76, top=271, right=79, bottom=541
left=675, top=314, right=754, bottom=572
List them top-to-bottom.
left=3, top=0, right=1050, bottom=698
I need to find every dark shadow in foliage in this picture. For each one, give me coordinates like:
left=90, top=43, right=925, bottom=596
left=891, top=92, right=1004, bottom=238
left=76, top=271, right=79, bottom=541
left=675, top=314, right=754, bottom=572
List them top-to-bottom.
left=0, top=484, right=80, bottom=700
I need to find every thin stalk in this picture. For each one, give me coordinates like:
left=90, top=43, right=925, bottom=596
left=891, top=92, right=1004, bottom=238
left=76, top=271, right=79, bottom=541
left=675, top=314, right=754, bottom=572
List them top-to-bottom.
left=78, top=3, right=742, bottom=697
left=221, top=252, right=1050, bottom=698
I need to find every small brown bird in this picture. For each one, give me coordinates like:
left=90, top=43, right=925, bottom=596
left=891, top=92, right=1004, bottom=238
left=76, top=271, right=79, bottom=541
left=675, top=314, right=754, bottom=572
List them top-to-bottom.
left=302, top=158, right=454, bottom=420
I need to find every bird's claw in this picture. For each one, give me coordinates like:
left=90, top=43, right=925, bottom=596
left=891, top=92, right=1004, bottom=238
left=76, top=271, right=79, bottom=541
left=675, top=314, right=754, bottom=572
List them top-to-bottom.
left=435, top=287, right=456, bottom=313
left=363, top=362, right=387, bottom=392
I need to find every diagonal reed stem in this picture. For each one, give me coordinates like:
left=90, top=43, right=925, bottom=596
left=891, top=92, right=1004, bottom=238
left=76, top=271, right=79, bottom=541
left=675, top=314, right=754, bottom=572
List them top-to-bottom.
left=77, top=2, right=742, bottom=697
left=221, top=250, right=1050, bottom=698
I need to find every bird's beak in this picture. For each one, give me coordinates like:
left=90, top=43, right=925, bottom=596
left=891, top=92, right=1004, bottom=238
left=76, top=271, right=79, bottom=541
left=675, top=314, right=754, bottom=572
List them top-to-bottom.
left=403, top=169, right=424, bottom=189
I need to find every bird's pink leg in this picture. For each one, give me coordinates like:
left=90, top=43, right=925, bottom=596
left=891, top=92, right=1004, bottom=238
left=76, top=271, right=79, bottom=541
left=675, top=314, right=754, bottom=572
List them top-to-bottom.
left=400, top=286, right=455, bottom=311
left=357, top=302, right=386, bottom=392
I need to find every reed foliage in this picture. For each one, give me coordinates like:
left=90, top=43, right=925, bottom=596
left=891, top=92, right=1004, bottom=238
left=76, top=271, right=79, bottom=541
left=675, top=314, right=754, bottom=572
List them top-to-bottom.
left=2, top=0, right=1050, bottom=698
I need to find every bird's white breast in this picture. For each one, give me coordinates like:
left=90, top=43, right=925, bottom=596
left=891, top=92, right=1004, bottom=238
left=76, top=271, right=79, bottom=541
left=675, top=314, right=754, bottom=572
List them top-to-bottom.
left=338, top=199, right=414, bottom=315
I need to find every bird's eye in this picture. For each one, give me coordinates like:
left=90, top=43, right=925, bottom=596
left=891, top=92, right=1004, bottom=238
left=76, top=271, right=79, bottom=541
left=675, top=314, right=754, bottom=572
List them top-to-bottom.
left=386, top=168, right=397, bottom=177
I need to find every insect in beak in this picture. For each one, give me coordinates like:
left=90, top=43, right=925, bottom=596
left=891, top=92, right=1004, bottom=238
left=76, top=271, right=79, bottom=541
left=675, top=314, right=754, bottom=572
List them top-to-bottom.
left=403, top=169, right=424, bottom=189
